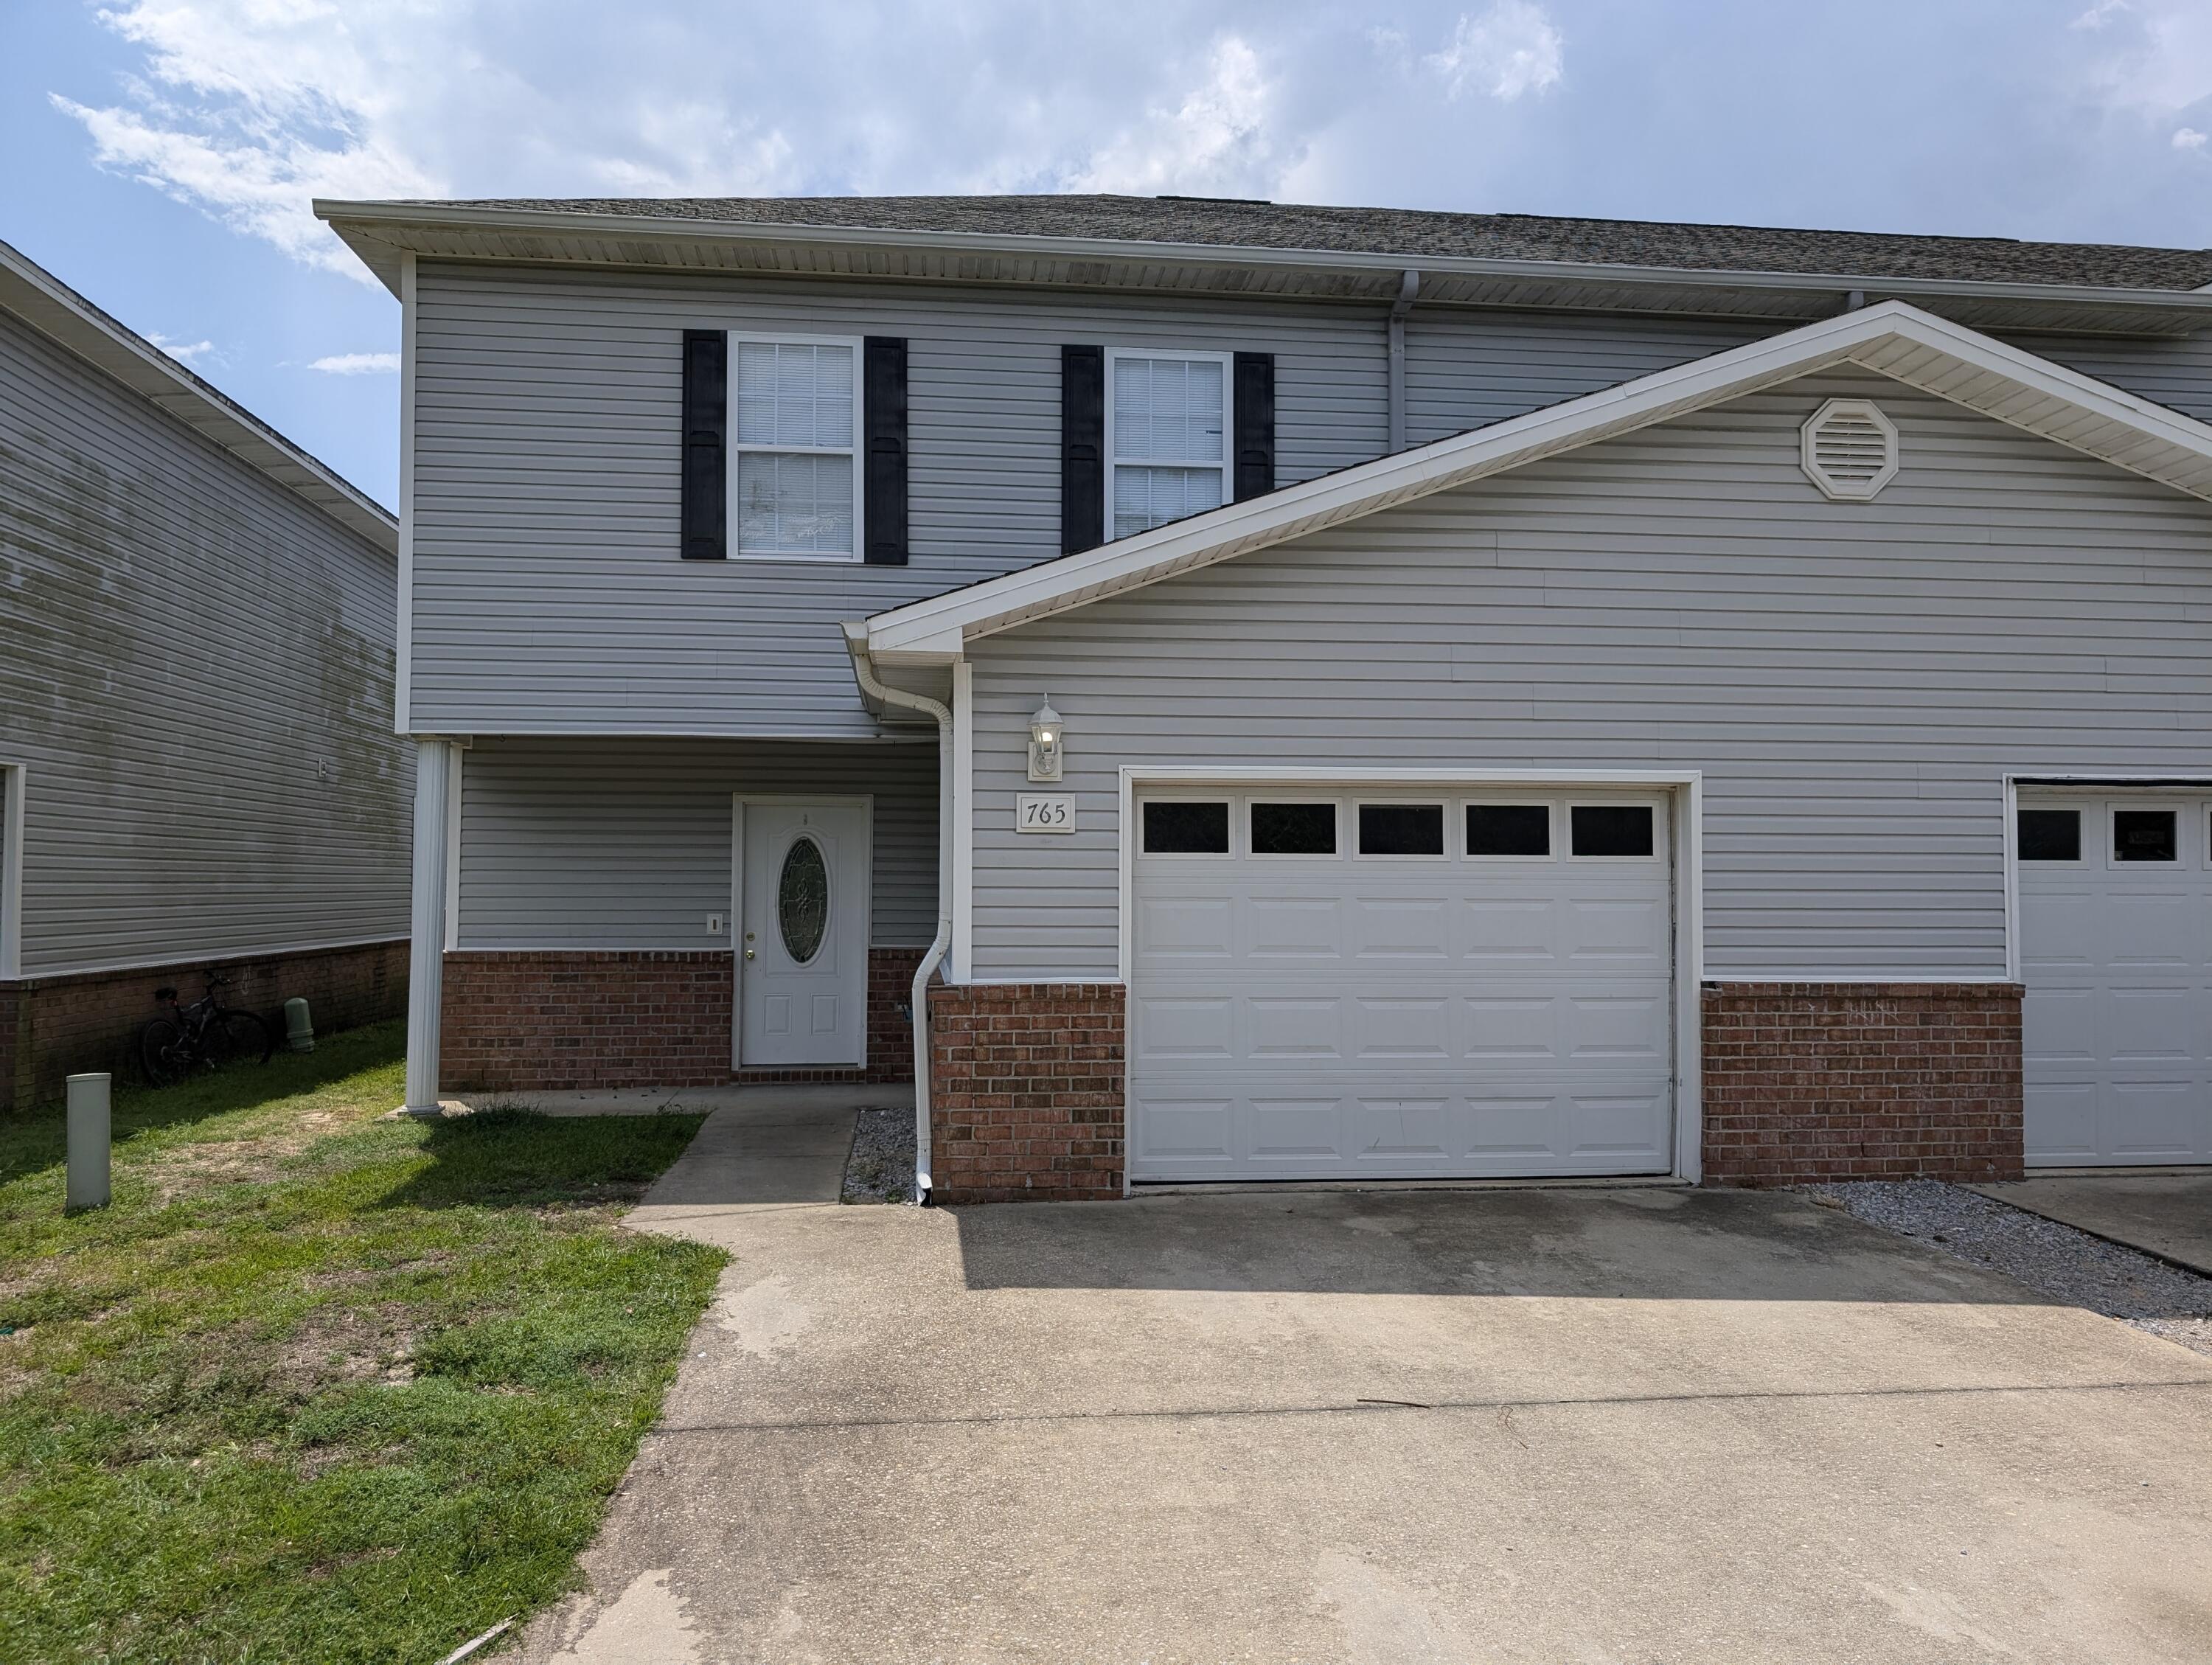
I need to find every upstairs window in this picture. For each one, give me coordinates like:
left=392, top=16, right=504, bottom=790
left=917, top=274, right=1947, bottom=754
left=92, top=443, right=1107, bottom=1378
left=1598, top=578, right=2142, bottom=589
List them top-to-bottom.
left=731, top=337, right=860, bottom=559
left=1109, top=352, right=1229, bottom=540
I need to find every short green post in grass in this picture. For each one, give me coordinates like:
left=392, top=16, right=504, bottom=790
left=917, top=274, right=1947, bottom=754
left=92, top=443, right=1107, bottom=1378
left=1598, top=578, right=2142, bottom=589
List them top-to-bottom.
left=64, top=1072, right=111, bottom=1212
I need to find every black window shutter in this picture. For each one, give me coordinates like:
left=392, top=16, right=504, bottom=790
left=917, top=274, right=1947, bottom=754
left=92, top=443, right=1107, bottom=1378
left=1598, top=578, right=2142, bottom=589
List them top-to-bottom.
left=680, top=330, right=726, bottom=560
left=863, top=336, right=909, bottom=566
left=1061, top=344, right=1105, bottom=555
left=1233, top=352, right=1276, bottom=503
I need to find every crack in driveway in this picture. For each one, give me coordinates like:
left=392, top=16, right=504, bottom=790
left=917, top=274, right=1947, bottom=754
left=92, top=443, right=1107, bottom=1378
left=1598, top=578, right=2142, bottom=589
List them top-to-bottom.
left=650, top=1372, right=2212, bottom=1436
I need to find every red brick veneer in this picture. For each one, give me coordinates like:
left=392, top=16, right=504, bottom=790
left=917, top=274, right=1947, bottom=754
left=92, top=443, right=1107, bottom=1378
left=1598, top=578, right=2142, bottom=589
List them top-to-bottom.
left=2, top=939, right=408, bottom=1111
left=439, top=946, right=923, bottom=1093
left=926, top=981, right=1125, bottom=1203
left=1701, top=981, right=2024, bottom=1184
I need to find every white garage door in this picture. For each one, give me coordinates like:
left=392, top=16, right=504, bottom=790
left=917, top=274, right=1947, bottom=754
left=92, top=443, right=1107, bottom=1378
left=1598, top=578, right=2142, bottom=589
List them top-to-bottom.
left=1127, top=788, right=1676, bottom=1183
left=2020, top=793, right=2212, bottom=1167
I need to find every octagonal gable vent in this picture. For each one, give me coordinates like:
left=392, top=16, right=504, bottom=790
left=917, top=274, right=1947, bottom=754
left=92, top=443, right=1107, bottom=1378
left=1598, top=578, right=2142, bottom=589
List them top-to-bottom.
left=1801, top=397, right=1899, bottom=501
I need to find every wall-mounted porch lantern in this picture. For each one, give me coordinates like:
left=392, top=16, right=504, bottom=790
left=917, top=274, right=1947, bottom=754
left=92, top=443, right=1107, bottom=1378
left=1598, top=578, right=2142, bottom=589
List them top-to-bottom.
left=1028, top=698, right=1064, bottom=782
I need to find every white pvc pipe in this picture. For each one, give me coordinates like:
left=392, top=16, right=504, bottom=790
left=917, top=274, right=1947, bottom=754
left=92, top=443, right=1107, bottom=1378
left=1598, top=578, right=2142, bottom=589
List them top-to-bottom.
left=846, top=639, right=953, bottom=1203
left=66, top=1072, right=110, bottom=1212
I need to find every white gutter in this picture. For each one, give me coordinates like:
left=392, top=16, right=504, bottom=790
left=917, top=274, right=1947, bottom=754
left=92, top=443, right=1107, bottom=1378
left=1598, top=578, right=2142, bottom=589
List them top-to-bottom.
left=844, top=623, right=952, bottom=1203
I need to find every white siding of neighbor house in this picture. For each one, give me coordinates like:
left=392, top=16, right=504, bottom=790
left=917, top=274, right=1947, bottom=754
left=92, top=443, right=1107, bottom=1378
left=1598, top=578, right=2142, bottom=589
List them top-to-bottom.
left=0, top=307, right=408, bottom=978
left=963, top=369, right=2212, bottom=981
left=454, top=735, right=937, bottom=949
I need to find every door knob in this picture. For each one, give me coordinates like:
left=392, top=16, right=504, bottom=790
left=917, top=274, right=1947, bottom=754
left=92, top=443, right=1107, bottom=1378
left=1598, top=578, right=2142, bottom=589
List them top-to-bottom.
left=744, top=948, right=756, bottom=961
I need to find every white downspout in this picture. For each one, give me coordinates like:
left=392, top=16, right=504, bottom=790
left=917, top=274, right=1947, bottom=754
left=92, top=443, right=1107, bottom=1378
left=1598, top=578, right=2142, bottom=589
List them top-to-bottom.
left=1388, top=268, right=1420, bottom=455
left=845, top=625, right=953, bottom=1203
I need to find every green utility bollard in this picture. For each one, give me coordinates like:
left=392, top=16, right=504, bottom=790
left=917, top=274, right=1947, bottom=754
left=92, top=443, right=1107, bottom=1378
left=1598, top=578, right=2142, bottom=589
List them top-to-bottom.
left=284, top=997, right=316, bottom=1053
left=66, top=1073, right=111, bottom=1212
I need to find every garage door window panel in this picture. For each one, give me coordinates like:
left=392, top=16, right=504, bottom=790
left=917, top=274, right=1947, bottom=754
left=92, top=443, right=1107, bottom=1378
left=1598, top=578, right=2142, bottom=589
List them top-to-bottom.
left=1142, top=800, right=1231, bottom=856
left=1250, top=801, right=1339, bottom=858
left=1357, top=803, right=1446, bottom=858
left=1467, top=803, right=1554, bottom=859
left=1570, top=804, right=1657, bottom=860
left=2017, top=808, right=2082, bottom=863
left=2112, top=809, right=2177, bottom=864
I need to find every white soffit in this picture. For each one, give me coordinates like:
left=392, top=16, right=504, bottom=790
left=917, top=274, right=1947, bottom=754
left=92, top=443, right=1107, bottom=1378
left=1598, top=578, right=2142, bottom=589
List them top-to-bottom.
left=864, top=300, right=2212, bottom=657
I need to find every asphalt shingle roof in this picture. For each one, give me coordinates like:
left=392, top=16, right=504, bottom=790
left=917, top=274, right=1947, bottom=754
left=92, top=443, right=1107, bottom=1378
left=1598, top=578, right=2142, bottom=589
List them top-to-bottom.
left=417, top=194, right=2212, bottom=291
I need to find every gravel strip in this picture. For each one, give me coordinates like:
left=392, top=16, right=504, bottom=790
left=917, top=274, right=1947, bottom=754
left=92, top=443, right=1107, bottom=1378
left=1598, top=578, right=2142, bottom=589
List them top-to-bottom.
left=841, top=1106, right=917, bottom=1204
left=1802, top=1178, right=2212, bottom=1360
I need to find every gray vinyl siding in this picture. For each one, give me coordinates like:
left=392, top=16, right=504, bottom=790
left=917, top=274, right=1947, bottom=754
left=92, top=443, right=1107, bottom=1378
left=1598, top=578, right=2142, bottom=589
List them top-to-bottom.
left=407, top=259, right=2212, bottom=744
left=409, top=264, right=1389, bottom=738
left=0, top=308, right=407, bottom=978
left=1404, top=309, right=1778, bottom=446
left=2005, top=330, right=2212, bottom=424
left=965, top=368, right=2212, bottom=980
left=455, top=735, right=936, bottom=949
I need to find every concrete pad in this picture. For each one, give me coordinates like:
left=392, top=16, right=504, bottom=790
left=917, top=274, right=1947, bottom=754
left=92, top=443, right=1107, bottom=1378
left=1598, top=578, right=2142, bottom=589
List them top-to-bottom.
left=436, top=1082, right=914, bottom=1118
left=1969, top=1172, right=2212, bottom=1276
left=519, top=1175, right=2212, bottom=1664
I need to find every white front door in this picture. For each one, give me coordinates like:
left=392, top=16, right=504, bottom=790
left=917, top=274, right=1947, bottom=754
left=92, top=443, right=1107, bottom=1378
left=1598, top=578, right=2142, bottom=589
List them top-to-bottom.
left=1127, top=788, right=1676, bottom=1183
left=2019, top=793, right=2212, bottom=1166
left=739, top=800, right=869, bottom=1068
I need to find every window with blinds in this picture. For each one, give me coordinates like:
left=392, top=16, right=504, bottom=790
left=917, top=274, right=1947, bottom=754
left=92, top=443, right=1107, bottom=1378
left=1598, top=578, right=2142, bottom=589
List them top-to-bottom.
left=731, top=338, right=860, bottom=558
left=1108, top=352, right=1231, bottom=540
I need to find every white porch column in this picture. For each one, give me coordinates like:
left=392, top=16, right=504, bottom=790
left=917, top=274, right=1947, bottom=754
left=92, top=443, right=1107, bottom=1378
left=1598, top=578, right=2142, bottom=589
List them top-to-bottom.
left=401, top=737, right=454, bottom=1115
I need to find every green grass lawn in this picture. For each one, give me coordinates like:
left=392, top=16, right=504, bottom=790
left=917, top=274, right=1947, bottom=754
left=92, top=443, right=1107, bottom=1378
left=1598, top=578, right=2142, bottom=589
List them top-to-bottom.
left=0, top=1022, right=726, bottom=1663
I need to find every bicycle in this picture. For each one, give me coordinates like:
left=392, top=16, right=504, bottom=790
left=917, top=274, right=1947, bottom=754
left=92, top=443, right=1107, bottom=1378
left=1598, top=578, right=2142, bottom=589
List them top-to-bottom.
left=139, top=973, right=275, bottom=1086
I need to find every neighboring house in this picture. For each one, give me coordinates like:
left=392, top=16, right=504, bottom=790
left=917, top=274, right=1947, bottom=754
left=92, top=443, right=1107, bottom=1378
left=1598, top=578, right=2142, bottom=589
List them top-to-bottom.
left=315, top=194, right=2212, bottom=1202
left=0, top=237, right=409, bottom=1109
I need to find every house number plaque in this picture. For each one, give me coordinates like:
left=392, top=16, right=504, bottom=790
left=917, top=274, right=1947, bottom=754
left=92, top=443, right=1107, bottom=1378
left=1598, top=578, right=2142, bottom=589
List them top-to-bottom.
left=1015, top=795, right=1075, bottom=834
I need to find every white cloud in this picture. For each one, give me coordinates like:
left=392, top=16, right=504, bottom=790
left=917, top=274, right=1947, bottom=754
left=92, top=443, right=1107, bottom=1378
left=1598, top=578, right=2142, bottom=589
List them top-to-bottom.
left=48, top=0, right=1582, bottom=284
left=2072, top=0, right=2129, bottom=29
left=2073, top=0, right=2212, bottom=123
left=1426, top=1, right=1564, bottom=101
left=1071, top=38, right=1290, bottom=198
left=2175, top=126, right=2208, bottom=150
left=146, top=330, right=216, bottom=364
left=308, top=352, right=400, bottom=374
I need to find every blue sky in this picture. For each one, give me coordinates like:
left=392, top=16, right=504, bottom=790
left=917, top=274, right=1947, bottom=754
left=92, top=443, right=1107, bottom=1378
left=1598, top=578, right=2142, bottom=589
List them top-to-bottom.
left=5, top=0, right=2211, bottom=510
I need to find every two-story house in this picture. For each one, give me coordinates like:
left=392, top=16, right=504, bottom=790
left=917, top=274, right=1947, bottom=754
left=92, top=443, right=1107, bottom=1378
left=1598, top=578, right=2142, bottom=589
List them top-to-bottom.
left=316, top=195, right=2212, bottom=1203
left=2, top=236, right=408, bottom=1108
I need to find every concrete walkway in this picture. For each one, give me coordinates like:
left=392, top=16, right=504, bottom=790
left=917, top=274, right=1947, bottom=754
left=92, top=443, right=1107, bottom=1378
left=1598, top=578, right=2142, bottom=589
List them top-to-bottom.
left=518, top=1124, right=2212, bottom=1664
left=1970, top=1172, right=2212, bottom=1276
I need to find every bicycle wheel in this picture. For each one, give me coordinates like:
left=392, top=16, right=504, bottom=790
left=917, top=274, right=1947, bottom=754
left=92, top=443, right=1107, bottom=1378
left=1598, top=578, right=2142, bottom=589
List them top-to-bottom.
left=206, top=1009, right=274, bottom=1070
left=139, top=1017, right=189, bottom=1086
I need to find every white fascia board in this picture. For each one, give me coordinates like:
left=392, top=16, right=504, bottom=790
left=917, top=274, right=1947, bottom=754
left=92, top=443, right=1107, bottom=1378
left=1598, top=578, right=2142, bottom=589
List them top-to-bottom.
left=865, top=301, right=2212, bottom=653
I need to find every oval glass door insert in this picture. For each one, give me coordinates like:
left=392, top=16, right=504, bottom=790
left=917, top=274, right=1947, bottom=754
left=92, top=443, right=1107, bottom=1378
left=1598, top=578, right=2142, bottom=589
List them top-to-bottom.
left=777, top=835, right=830, bottom=964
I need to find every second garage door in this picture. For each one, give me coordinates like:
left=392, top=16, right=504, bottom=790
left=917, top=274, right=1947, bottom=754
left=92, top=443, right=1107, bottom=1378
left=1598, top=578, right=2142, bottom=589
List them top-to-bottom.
left=1127, top=788, right=1677, bottom=1183
left=2019, top=792, right=2212, bottom=1167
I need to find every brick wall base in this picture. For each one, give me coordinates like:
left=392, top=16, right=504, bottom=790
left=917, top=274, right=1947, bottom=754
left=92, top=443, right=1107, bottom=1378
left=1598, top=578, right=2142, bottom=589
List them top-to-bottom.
left=1, top=939, right=408, bottom=1112
left=439, top=946, right=923, bottom=1094
left=927, top=981, right=1125, bottom=1203
left=1701, top=981, right=2024, bottom=1185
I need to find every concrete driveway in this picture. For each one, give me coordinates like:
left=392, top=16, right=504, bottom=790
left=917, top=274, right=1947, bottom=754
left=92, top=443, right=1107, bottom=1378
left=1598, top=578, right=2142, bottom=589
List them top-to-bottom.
left=521, top=1105, right=2212, bottom=1664
left=1971, top=1172, right=2212, bottom=1277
